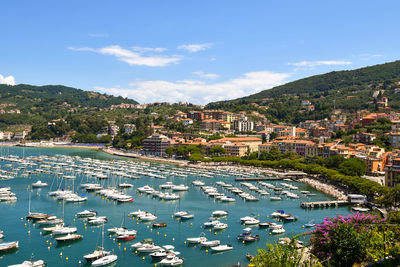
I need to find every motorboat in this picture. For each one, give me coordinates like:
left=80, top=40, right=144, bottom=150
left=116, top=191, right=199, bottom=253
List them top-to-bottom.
left=192, top=180, right=205, bottom=186
left=32, top=181, right=48, bottom=188
left=118, top=183, right=133, bottom=188
left=171, top=184, right=189, bottom=191
left=270, top=196, right=282, bottom=201
left=129, top=209, right=147, bottom=217
left=77, top=210, right=97, bottom=217
left=212, top=210, right=228, bottom=217
left=271, top=210, right=285, bottom=217
left=173, top=211, right=188, bottom=217
left=139, top=213, right=157, bottom=221
left=180, top=214, right=194, bottom=220
left=243, top=218, right=260, bottom=225
left=203, top=220, right=220, bottom=227
left=303, top=222, right=316, bottom=228
left=152, top=223, right=167, bottom=228
left=213, top=223, right=228, bottom=230
left=52, top=226, right=77, bottom=235
left=107, top=227, right=126, bottom=234
left=272, top=227, right=286, bottom=234
left=55, top=233, right=82, bottom=242
left=242, top=234, right=260, bottom=243
left=186, top=236, right=207, bottom=244
left=130, top=238, right=153, bottom=249
left=200, top=240, right=220, bottom=247
left=0, top=241, right=18, bottom=251
left=136, top=243, right=163, bottom=253
left=210, top=244, right=233, bottom=252
left=84, top=248, right=110, bottom=262
left=91, top=254, right=118, bottom=267
left=159, top=255, right=184, bottom=266
left=7, top=259, right=46, bottom=267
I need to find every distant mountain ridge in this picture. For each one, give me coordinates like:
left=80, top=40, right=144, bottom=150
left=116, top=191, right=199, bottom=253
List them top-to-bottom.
left=207, top=60, right=400, bottom=123
left=0, top=84, right=137, bottom=129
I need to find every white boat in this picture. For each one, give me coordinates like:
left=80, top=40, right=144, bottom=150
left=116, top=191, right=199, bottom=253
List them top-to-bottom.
left=192, top=180, right=205, bottom=186
left=31, top=181, right=48, bottom=188
left=118, top=183, right=133, bottom=188
left=171, top=184, right=189, bottom=191
left=220, top=196, right=236, bottom=202
left=270, top=196, right=282, bottom=201
left=129, top=209, right=147, bottom=217
left=77, top=210, right=97, bottom=217
left=212, top=210, right=228, bottom=217
left=173, top=211, right=188, bottom=217
left=180, top=213, right=194, bottom=220
left=139, top=214, right=157, bottom=221
left=243, top=218, right=260, bottom=225
left=203, top=220, right=220, bottom=227
left=213, top=222, right=228, bottom=230
left=52, top=226, right=77, bottom=235
left=272, top=228, right=286, bottom=234
left=55, top=233, right=82, bottom=242
left=186, top=236, right=207, bottom=244
left=130, top=239, right=153, bottom=249
left=200, top=240, right=220, bottom=247
left=0, top=241, right=18, bottom=251
left=137, top=244, right=163, bottom=253
left=210, top=244, right=233, bottom=252
left=83, top=249, right=110, bottom=262
left=91, top=254, right=118, bottom=267
left=159, top=255, right=184, bottom=266
left=7, top=259, right=46, bottom=267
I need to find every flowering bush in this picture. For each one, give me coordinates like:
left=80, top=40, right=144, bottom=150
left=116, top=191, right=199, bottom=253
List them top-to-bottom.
left=309, top=212, right=390, bottom=266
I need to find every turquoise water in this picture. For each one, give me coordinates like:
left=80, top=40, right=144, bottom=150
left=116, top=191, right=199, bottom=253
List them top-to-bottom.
left=0, top=147, right=351, bottom=267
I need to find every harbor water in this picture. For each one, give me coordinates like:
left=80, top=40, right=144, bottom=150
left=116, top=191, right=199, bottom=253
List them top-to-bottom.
left=0, top=147, right=351, bottom=267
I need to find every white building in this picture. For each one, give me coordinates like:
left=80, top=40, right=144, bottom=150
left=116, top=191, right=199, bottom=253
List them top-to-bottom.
left=233, top=117, right=254, bottom=132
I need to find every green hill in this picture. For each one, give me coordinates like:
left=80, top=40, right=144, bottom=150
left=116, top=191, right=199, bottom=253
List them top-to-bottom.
left=207, top=60, right=400, bottom=123
left=0, top=84, right=137, bottom=130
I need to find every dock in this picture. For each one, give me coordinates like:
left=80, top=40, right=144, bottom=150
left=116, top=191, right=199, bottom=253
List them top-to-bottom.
left=301, top=200, right=348, bottom=209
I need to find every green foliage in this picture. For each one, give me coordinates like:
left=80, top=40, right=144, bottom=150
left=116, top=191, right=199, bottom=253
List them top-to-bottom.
left=207, top=60, right=400, bottom=123
left=209, top=145, right=225, bottom=156
left=338, top=158, right=367, bottom=176
left=251, top=241, right=318, bottom=267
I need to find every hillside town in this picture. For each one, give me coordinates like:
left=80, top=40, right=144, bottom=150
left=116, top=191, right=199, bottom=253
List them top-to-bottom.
left=5, top=96, right=400, bottom=190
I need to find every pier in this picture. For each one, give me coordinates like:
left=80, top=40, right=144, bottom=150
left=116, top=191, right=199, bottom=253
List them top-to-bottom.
left=301, top=200, right=348, bottom=209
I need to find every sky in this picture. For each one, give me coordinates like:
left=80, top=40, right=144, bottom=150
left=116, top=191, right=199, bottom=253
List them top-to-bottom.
left=1, top=0, right=400, bottom=104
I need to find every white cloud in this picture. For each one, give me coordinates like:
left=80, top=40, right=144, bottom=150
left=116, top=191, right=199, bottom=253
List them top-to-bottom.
left=88, top=33, right=109, bottom=38
left=178, top=43, right=213, bottom=53
left=68, top=45, right=182, bottom=67
left=131, top=46, right=167, bottom=53
left=288, top=60, right=352, bottom=67
left=95, top=70, right=290, bottom=104
left=193, top=71, right=219, bottom=79
left=0, top=74, right=16, bottom=86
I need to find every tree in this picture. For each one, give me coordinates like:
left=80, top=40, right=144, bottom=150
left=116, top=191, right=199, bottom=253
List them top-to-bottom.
left=209, top=145, right=225, bottom=156
left=338, top=158, right=366, bottom=176
left=251, top=241, right=318, bottom=267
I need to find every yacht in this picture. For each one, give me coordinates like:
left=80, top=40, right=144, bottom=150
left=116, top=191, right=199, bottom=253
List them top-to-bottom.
left=32, top=181, right=48, bottom=188
left=212, top=210, right=228, bottom=217
left=186, top=236, right=207, bottom=244
left=200, top=240, right=220, bottom=247
left=136, top=243, right=163, bottom=253
left=211, top=244, right=233, bottom=252
left=91, top=254, right=118, bottom=267
left=159, top=255, right=184, bottom=266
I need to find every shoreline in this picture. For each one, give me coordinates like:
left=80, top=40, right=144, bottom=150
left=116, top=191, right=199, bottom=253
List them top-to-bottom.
left=2, top=143, right=347, bottom=201
left=100, top=148, right=347, bottom=201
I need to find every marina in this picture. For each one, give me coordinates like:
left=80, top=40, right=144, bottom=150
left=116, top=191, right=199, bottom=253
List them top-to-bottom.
left=0, top=146, right=352, bottom=267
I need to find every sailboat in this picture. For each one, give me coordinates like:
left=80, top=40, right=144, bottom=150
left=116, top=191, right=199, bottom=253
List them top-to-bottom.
left=26, top=190, right=48, bottom=220
left=50, top=200, right=77, bottom=235
left=116, top=212, right=136, bottom=241
left=84, top=225, right=110, bottom=262
left=89, top=225, right=118, bottom=266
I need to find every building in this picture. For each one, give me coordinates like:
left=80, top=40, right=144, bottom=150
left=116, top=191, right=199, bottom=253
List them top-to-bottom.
left=203, top=110, right=226, bottom=121
left=187, top=111, right=204, bottom=121
left=233, top=118, right=254, bottom=132
left=182, top=119, right=193, bottom=126
left=200, top=119, right=221, bottom=131
left=124, top=124, right=136, bottom=134
left=108, top=125, right=120, bottom=136
left=13, top=131, right=28, bottom=140
left=386, top=132, right=400, bottom=148
left=353, top=133, right=376, bottom=144
left=142, top=134, right=170, bottom=157
left=216, top=137, right=261, bottom=152
left=259, top=139, right=317, bottom=157
left=224, top=143, right=249, bottom=157
left=384, top=158, right=400, bottom=187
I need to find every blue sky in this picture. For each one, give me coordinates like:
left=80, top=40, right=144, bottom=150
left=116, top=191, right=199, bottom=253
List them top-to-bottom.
left=1, top=0, right=399, bottom=104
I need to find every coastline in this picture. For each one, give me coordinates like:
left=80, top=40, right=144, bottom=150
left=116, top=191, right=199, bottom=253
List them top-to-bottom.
left=3, top=143, right=347, bottom=201
left=101, top=148, right=347, bottom=201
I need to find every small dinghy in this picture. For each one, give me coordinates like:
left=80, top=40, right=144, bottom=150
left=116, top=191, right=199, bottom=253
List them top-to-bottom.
left=152, top=223, right=167, bottom=228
